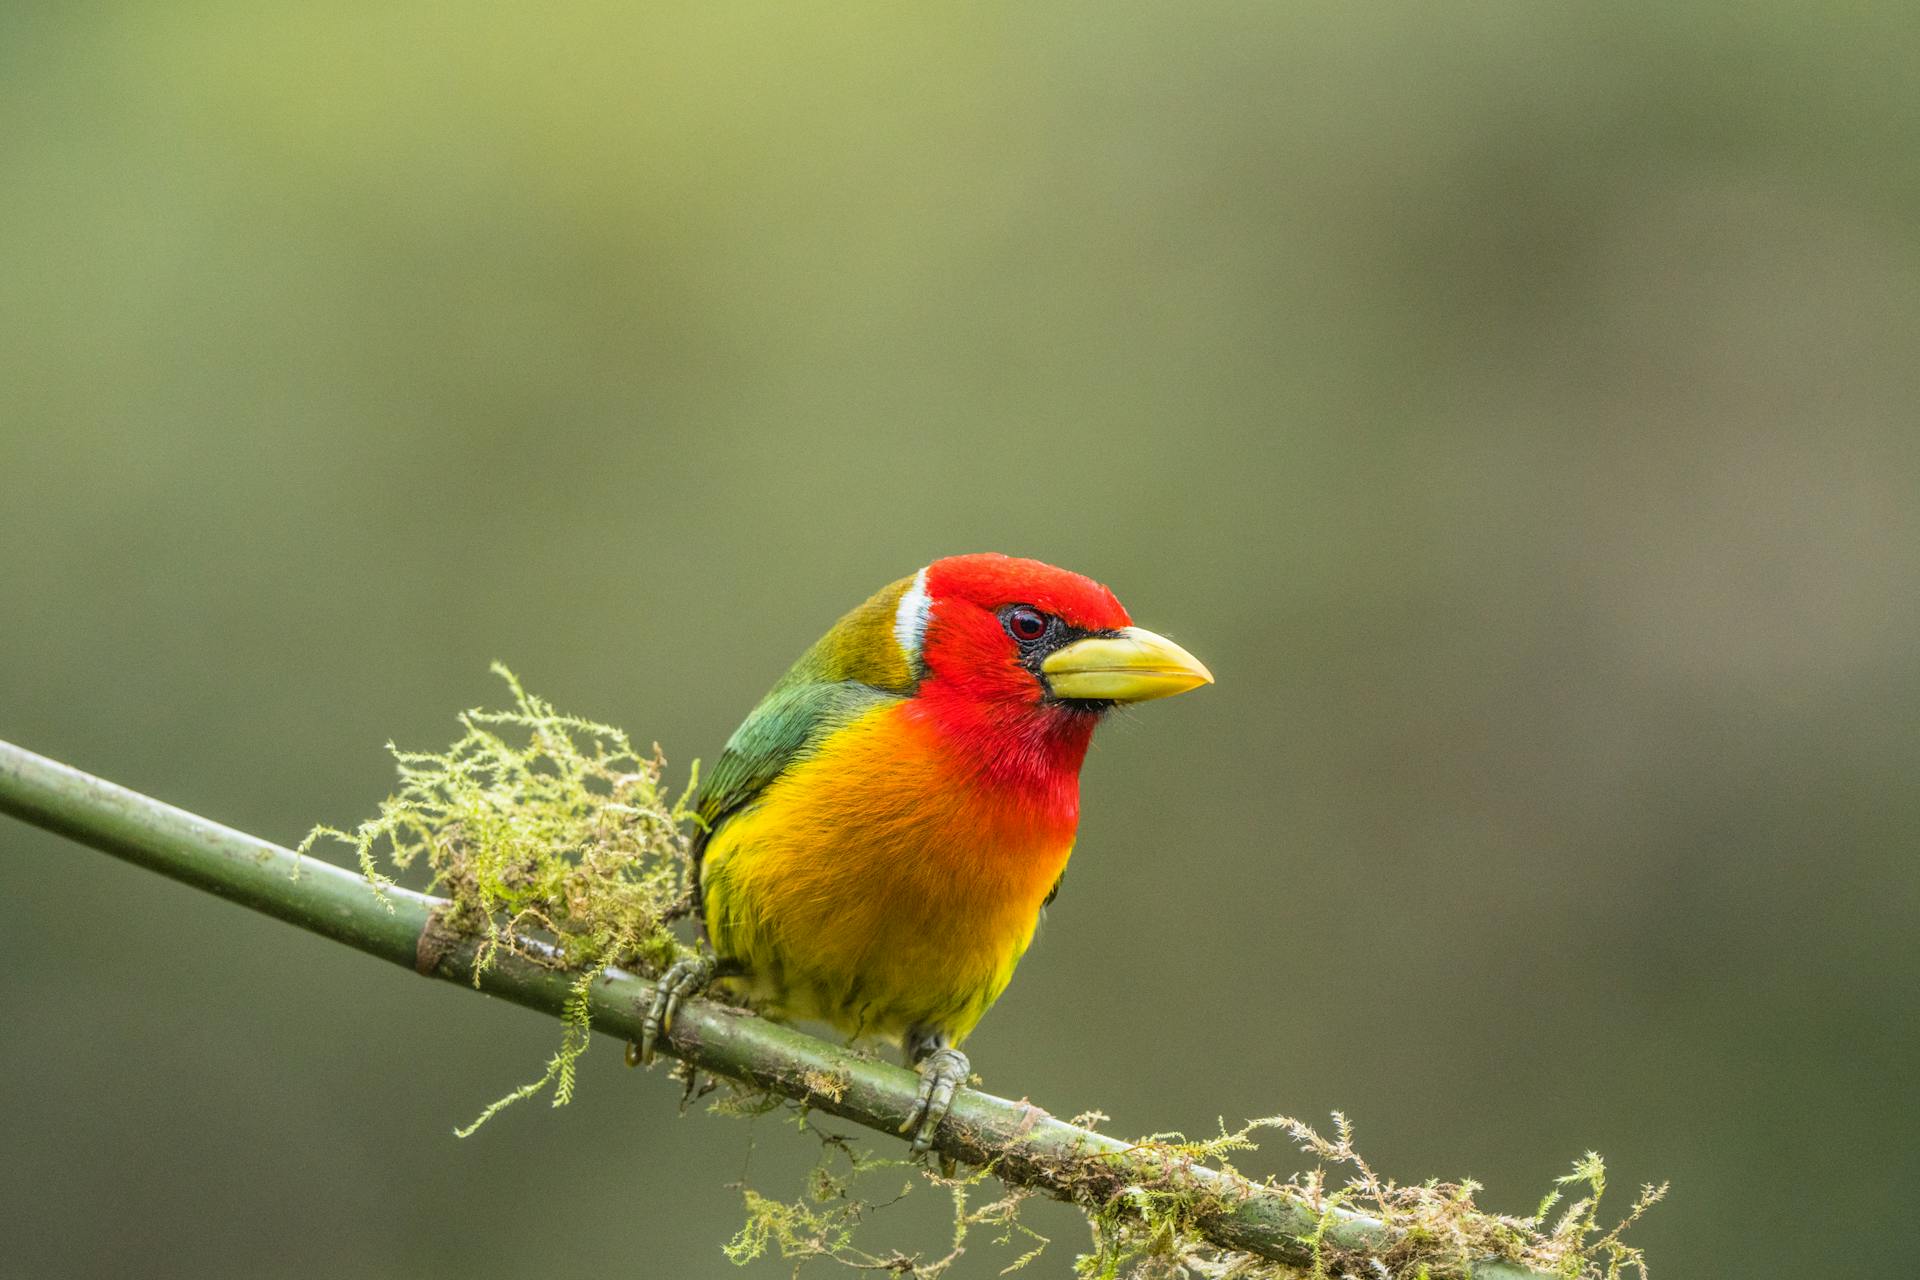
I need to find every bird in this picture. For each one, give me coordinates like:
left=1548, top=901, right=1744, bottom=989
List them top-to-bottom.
left=637, top=553, right=1212, bottom=1153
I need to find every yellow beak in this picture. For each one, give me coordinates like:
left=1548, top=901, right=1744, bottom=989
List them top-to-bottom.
left=1041, top=626, right=1215, bottom=703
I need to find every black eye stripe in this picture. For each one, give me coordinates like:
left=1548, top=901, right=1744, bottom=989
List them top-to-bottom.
left=995, top=605, right=1127, bottom=709
left=998, top=605, right=1124, bottom=672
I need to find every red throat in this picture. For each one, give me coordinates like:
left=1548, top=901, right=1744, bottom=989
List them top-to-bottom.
left=906, top=686, right=1096, bottom=834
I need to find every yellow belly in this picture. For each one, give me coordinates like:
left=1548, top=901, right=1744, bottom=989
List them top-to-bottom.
left=698, top=704, right=1073, bottom=1047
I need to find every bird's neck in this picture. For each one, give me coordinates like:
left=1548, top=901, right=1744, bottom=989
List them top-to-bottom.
left=907, top=684, right=1096, bottom=835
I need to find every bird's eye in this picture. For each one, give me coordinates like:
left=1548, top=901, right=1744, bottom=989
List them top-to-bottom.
left=1003, top=606, right=1049, bottom=643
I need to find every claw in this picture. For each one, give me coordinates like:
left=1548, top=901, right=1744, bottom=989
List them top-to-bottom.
left=638, top=954, right=715, bottom=1066
left=899, top=1046, right=969, bottom=1155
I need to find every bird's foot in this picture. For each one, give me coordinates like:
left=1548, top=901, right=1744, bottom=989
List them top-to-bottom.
left=630, top=953, right=716, bottom=1067
left=899, top=1046, right=969, bottom=1156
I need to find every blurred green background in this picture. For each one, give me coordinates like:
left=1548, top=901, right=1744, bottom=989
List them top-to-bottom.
left=3, top=2, right=1917, bottom=1276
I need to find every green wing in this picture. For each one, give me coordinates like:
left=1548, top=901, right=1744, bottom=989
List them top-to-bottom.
left=693, top=677, right=892, bottom=859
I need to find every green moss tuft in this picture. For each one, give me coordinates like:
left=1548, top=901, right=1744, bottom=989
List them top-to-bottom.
left=299, top=663, right=698, bottom=1131
left=1051, top=1113, right=1667, bottom=1280
left=1269, top=1114, right=1666, bottom=1280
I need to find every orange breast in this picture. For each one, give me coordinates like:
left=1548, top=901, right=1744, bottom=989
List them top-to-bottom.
left=698, top=701, right=1075, bottom=1045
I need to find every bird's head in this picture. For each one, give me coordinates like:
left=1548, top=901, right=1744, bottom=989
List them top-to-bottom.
left=790, top=552, right=1210, bottom=808
left=807, top=553, right=1207, bottom=797
left=898, top=553, right=1213, bottom=717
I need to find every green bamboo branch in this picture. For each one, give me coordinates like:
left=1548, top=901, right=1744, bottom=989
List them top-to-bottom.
left=0, top=736, right=1546, bottom=1279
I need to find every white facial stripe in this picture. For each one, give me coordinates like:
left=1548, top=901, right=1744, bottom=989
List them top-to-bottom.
left=893, top=566, right=932, bottom=673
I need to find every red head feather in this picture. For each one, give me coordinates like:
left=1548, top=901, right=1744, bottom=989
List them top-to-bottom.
left=907, top=553, right=1133, bottom=815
